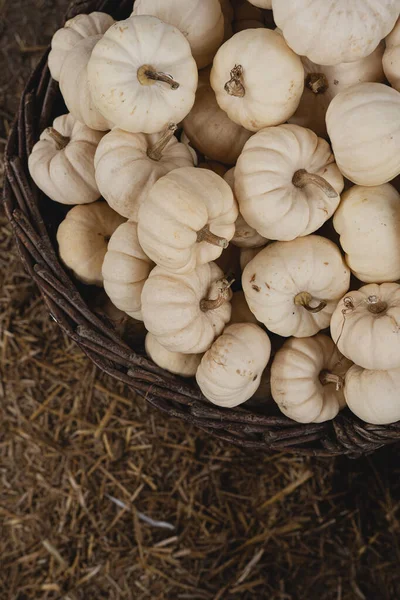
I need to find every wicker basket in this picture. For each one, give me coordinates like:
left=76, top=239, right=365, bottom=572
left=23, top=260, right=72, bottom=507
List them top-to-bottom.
left=3, top=0, right=400, bottom=457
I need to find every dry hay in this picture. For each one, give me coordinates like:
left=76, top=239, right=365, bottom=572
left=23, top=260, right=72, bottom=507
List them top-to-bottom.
left=2, top=2, right=400, bottom=599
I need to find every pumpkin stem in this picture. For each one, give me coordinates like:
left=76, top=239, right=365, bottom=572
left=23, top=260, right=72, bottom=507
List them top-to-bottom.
left=137, top=64, right=180, bottom=90
left=224, top=65, right=245, bottom=98
left=306, top=73, right=329, bottom=95
left=147, top=123, right=178, bottom=161
left=46, top=127, right=70, bottom=150
left=292, top=169, right=338, bottom=199
left=197, top=225, right=229, bottom=249
left=200, top=276, right=235, bottom=312
left=294, top=291, right=327, bottom=313
left=366, top=295, right=388, bottom=315
left=319, top=370, right=344, bottom=391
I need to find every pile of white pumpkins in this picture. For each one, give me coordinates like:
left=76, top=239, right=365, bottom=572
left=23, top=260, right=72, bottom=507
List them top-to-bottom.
left=27, top=0, right=400, bottom=426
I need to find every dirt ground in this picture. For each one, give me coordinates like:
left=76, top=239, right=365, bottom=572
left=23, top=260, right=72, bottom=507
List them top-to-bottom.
left=2, top=2, right=400, bottom=599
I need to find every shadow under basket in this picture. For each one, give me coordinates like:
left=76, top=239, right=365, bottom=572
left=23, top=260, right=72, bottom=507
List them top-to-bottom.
left=3, top=0, right=400, bottom=458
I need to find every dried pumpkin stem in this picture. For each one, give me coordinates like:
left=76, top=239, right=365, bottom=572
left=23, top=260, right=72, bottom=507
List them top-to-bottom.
left=137, top=64, right=180, bottom=89
left=224, top=64, right=245, bottom=98
left=306, top=72, right=329, bottom=95
left=147, top=123, right=178, bottom=161
left=47, top=127, right=70, bottom=150
left=292, top=169, right=338, bottom=199
left=197, top=225, right=229, bottom=249
left=200, top=276, right=235, bottom=312
left=294, top=291, right=327, bottom=314
left=366, top=295, right=388, bottom=315
left=319, top=370, right=344, bottom=391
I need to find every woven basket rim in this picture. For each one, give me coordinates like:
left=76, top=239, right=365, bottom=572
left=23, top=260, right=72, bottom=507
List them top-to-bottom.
left=3, top=0, right=399, bottom=458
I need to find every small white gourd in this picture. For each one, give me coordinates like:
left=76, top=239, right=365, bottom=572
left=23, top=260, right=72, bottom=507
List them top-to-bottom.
left=132, top=0, right=224, bottom=69
left=273, top=0, right=398, bottom=66
left=48, top=12, right=114, bottom=81
left=87, top=16, right=198, bottom=134
left=210, top=29, right=304, bottom=132
left=59, top=35, right=110, bottom=131
left=289, top=44, right=386, bottom=139
left=326, top=83, right=400, bottom=186
left=28, top=113, right=104, bottom=205
left=94, top=124, right=194, bottom=221
left=235, top=124, right=344, bottom=241
left=138, top=167, right=238, bottom=274
left=333, top=184, right=400, bottom=283
left=57, top=202, right=124, bottom=286
left=102, top=221, right=154, bottom=320
left=243, top=235, right=350, bottom=338
left=142, top=262, right=233, bottom=353
left=330, top=283, right=400, bottom=371
left=196, top=323, right=271, bottom=407
left=145, top=333, right=202, bottom=377
left=271, top=334, right=353, bottom=423
left=345, top=365, right=400, bottom=425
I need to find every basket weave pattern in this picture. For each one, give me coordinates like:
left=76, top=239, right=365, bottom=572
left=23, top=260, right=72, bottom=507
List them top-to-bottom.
left=3, top=0, right=400, bottom=457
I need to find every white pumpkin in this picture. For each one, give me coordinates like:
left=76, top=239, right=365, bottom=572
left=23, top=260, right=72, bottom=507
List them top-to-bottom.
left=132, top=0, right=224, bottom=69
left=273, top=0, right=399, bottom=66
left=48, top=12, right=114, bottom=81
left=87, top=16, right=198, bottom=134
left=383, top=18, right=400, bottom=91
left=210, top=29, right=304, bottom=132
left=59, top=35, right=110, bottom=131
left=289, top=44, right=386, bottom=139
left=182, top=81, right=252, bottom=165
left=326, top=83, right=400, bottom=186
left=28, top=113, right=103, bottom=205
left=94, top=124, right=194, bottom=221
left=235, top=124, right=344, bottom=241
left=138, top=167, right=238, bottom=274
left=224, top=168, right=268, bottom=248
left=333, top=184, right=400, bottom=284
left=57, top=202, right=125, bottom=286
left=102, top=221, right=154, bottom=320
left=243, top=235, right=350, bottom=338
left=240, top=246, right=265, bottom=271
left=141, top=262, right=232, bottom=353
left=331, top=283, right=400, bottom=371
left=230, top=291, right=258, bottom=324
left=196, top=323, right=271, bottom=407
left=145, top=333, right=202, bottom=377
left=271, top=334, right=352, bottom=423
left=345, top=365, right=400, bottom=425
